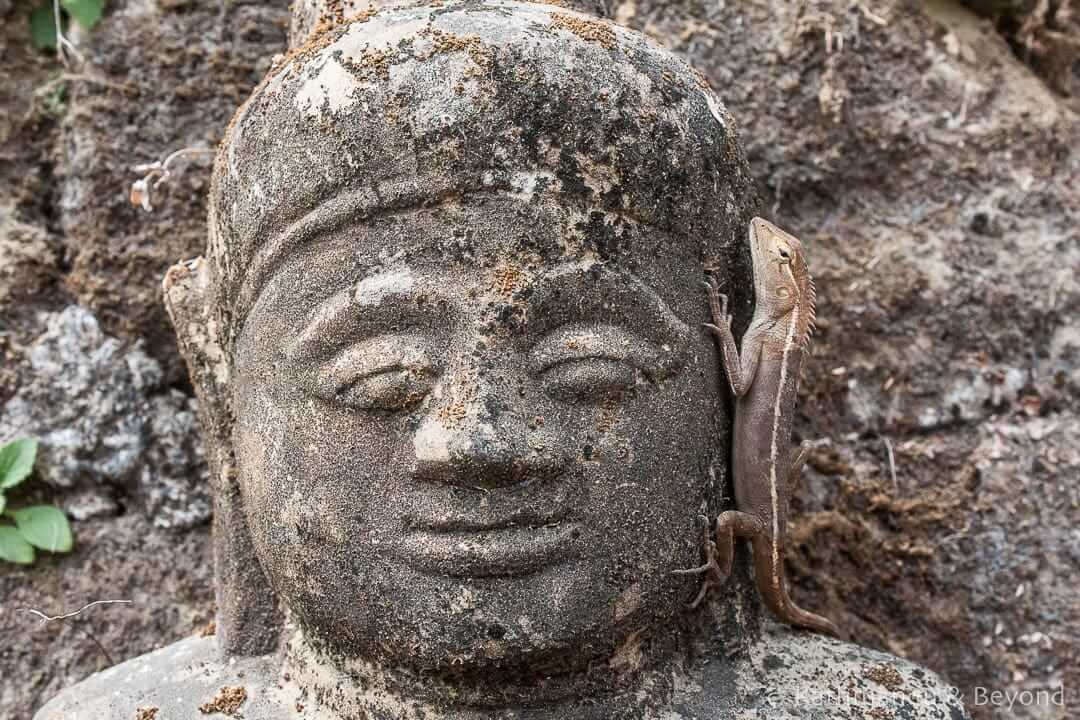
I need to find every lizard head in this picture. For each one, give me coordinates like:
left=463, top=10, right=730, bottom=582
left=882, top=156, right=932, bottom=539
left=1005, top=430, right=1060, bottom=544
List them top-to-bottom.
left=748, top=217, right=816, bottom=345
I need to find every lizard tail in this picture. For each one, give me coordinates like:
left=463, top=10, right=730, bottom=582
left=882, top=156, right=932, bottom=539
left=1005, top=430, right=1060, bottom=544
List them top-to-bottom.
left=749, top=535, right=847, bottom=641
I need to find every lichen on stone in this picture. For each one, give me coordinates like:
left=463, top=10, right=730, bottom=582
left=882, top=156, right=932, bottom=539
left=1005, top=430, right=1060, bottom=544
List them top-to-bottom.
left=549, top=12, right=617, bottom=49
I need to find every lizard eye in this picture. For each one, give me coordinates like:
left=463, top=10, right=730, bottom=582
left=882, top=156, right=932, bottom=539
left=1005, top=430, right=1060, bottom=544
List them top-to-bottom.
left=778, top=248, right=791, bottom=260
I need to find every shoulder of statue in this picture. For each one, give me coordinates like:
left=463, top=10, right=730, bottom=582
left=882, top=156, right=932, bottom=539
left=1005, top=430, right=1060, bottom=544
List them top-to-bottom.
left=679, top=623, right=970, bottom=719
left=33, top=636, right=294, bottom=720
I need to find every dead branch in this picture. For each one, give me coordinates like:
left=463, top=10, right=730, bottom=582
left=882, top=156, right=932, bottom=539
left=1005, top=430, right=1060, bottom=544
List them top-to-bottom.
left=130, top=147, right=216, bottom=212
left=20, top=599, right=132, bottom=624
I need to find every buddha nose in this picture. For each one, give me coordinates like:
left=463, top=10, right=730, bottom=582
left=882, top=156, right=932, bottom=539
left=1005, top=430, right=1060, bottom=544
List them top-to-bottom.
left=411, top=385, right=564, bottom=489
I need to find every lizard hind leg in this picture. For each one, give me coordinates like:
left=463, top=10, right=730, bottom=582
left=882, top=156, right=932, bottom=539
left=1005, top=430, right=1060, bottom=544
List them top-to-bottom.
left=787, top=441, right=812, bottom=496
left=713, top=510, right=765, bottom=580
left=672, top=515, right=724, bottom=608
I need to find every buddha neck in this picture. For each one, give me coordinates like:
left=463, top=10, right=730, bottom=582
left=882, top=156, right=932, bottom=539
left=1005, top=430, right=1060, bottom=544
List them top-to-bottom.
left=278, top=610, right=727, bottom=718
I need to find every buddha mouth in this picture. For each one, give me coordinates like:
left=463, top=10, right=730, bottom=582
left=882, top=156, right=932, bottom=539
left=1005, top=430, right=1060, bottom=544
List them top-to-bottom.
left=395, top=469, right=583, bottom=577
left=394, top=522, right=582, bottom=578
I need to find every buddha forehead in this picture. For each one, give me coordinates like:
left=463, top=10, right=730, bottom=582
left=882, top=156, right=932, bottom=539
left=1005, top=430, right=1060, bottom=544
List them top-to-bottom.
left=210, top=0, right=758, bottom=329
left=244, top=195, right=705, bottom=329
left=248, top=197, right=701, bottom=352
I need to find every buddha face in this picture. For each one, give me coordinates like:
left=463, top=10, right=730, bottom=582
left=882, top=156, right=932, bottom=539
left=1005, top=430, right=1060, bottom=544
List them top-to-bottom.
left=232, top=194, right=727, bottom=671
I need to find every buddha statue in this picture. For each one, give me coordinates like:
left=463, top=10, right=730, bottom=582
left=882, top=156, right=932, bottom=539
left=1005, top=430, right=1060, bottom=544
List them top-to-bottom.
left=36, top=2, right=969, bottom=718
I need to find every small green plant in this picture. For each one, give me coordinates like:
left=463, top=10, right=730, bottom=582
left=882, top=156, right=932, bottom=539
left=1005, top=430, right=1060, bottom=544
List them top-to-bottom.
left=30, top=0, right=105, bottom=62
left=0, top=438, right=73, bottom=565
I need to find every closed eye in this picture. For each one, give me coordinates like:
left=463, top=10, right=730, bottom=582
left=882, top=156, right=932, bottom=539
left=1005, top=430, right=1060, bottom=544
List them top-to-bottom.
left=529, top=324, right=675, bottom=404
left=301, top=333, right=437, bottom=411
left=539, top=357, right=636, bottom=403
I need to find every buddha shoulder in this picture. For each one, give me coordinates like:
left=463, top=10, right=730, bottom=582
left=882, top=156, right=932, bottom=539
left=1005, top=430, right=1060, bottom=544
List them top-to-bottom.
left=679, top=625, right=969, bottom=720
left=33, top=636, right=295, bottom=720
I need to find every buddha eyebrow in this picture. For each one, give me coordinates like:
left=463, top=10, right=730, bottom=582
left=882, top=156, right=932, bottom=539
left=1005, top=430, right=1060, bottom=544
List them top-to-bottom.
left=524, top=262, right=691, bottom=348
left=286, top=267, right=420, bottom=361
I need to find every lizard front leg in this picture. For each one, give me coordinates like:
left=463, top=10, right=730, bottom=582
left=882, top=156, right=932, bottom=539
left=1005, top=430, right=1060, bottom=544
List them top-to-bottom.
left=702, top=277, right=760, bottom=398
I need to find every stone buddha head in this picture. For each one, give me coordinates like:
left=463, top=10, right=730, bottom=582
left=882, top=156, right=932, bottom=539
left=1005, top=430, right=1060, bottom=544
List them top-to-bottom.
left=168, top=0, right=756, bottom=682
left=169, top=0, right=759, bottom=709
left=34, top=3, right=973, bottom=719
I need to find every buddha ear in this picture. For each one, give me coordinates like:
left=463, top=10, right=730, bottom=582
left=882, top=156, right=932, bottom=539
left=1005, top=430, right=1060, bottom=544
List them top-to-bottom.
left=163, top=258, right=282, bottom=656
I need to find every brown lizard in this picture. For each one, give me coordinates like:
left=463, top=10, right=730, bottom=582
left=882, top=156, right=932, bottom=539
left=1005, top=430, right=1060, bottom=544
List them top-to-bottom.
left=678, top=216, right=842, bottom=638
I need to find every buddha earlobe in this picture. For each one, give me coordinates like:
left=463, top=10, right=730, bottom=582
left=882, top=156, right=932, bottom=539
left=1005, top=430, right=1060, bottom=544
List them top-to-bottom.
left=164, top=257, right=283, bottom=656
left=164, top=258, right=227, bottom=395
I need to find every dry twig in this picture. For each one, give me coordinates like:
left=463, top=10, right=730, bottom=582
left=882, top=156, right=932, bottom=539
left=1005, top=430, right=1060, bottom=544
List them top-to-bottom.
left=130, top=147, right=215, bottom=212
left=882, top=436, right=898, bottom=490
left=20, top=598, right=132, bottom=624
left=21, top=599, right=132, bottom=667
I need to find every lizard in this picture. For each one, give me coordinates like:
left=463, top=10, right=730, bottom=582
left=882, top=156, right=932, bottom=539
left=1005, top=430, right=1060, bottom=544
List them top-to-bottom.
left=676, top=216, right=842, bottom=639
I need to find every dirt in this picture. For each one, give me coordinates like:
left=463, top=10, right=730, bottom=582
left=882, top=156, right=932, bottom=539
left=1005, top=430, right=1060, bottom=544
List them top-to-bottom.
left=1, top=0, right=1078, bottom=718
left=962, top=0, right=1080, bottom=102
left=0, top=1, right=285, bottom=718
left=0, top=515, right=214, bottom=717
left=198, top=686, right=248, bottom=716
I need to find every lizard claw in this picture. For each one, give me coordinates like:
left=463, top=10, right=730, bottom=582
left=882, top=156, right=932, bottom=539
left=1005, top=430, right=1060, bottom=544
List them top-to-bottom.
left=674, top=515, right=724, bottom=609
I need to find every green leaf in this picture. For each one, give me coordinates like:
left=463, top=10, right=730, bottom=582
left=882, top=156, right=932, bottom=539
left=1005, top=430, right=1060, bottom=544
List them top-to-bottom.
left=61, top=0, right=104, bottom=30
left=30, top=4, right=58, bottom=49
left=0, top=438, right=38, bottom=490
left=0, top=494, right=6, bottom=515
left=9, top=506, right=73, bottom=553
left=0, top=525, right=36, bottom=565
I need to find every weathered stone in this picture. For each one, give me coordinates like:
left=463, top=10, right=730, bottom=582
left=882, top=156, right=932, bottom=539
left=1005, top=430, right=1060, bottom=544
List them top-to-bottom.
left=0, top=306, right=208, bottom=529
left=37, top=625, right=970, bottom=720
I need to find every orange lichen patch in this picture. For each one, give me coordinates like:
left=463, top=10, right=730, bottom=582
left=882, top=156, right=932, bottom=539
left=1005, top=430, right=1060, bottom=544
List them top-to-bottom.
left=318, top=0, right=346, bottom=25
left=269, top=4, right=384, bottom=79
left=354, top=6, right=378, bottom=23
left=549, top=13, right=616, bottom=50
left=425, top=28, right=494, bottom=70
left=349, top=47, right=394, bottom=79
left=492, top=264, right=522, bottom=298
left=438, top=402, right=467, bottom=427
left=863, top=664, right=905, bottom=692
left=198, top=686, right=247, bottom=716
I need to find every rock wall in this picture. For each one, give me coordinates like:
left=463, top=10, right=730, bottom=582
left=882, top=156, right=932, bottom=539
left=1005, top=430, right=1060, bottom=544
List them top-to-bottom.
left=0, top=0, right=1076, bottom=718
left=0, top=0, right=288, bottom=715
